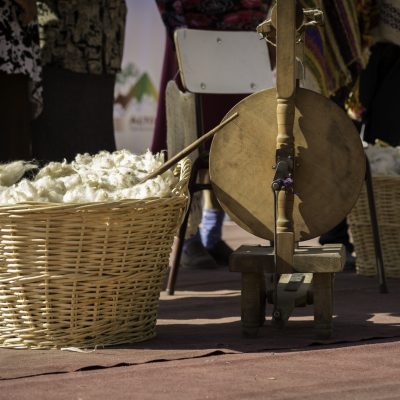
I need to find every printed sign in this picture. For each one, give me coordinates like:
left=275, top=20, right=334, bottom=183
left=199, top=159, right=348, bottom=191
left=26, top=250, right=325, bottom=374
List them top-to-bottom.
left=114, top=0, right=165, bottom=154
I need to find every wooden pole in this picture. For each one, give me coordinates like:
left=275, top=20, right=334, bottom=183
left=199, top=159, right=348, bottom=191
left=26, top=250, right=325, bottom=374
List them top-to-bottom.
left=274, top=0, right=296, bottom=274
left=137, top=112, right=238, bottom=185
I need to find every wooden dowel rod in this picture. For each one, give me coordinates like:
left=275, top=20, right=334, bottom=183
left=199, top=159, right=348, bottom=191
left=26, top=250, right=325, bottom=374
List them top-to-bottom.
left=137, top=112, right=238, bottom=184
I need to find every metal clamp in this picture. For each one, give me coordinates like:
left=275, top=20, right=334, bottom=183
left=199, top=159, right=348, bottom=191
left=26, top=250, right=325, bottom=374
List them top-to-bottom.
left=256, top=6, right=324, bottom=47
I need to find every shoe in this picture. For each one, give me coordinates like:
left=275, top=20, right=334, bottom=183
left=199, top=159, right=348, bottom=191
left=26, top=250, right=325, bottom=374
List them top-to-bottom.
left=181, top=240, right=218, bottom=269
left=208, top=240, right=233, bottom=265
left=343, top=251, right=356, bottom=272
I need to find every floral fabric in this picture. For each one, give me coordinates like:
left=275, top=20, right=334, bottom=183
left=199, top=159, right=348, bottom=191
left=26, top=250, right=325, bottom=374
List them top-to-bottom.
left=0, top=0, right=42, bottom=116
left=36, top=0, right=127, bottom=75
left=156, top=0, right=273, bottom=37
left=156, top=0, right=370, bottom=97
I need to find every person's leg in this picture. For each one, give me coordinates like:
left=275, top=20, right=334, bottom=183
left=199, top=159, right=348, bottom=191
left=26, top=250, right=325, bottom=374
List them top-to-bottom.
left=151, top=35, right=178, bottom=154
left=360, top=42, right=400, bottom=147
left=32, top=66, right=116, bottom=162
left=0, top=72, right=32, bottom=162
left=317, top=86, right=359, bottom=268
left=181, top=91, right=244, bottom=268
left=180, top=170, right=219, bottom=269
left=200, top=187, right=233, bottom=265
left=201, top=187, right=223, bottom=246
left=181, top=189, right=232, bottom=268
left=319, top=219, right=355, bottom=268
left=319, top=219, right=354, bottom=251
left=181, top=228, right=219, bottom=269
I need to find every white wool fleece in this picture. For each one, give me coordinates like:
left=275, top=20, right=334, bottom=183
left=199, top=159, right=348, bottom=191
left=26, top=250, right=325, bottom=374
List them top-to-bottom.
left=0, top=150, right=178, bottom=204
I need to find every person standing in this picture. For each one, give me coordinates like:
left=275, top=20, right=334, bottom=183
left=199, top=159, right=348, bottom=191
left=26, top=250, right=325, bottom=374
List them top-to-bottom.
left=0, top=0, right=42, bottom=162
left=32, top=0, right=127, bottom=162
left=153, top=0, right=273, bottom=269
left=359, top=0, right=400, bottom=147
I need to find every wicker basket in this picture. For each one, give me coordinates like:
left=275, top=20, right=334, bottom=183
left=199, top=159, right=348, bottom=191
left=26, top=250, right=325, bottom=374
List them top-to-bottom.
left=0, top=159, right=191, bottom=349
left=348, top=176, right=400, bottom=278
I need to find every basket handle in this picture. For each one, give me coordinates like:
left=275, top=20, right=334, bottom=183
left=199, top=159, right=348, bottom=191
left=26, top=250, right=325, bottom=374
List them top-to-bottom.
left=172, top=157, right=192, bottom=197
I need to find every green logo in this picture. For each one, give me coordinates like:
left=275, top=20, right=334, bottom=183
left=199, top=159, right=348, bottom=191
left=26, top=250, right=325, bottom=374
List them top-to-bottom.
left=115, top=64, right=158, bottom=108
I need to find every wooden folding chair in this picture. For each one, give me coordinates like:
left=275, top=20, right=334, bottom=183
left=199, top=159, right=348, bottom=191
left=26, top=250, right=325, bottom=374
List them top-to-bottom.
left=165, top=28, right=274, bottom=294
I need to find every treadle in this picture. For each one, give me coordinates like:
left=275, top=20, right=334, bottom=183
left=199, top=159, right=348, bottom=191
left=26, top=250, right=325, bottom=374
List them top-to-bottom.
left=230, top=244, right=345, bottom=338
left=284, top=273, right=306, bottom=292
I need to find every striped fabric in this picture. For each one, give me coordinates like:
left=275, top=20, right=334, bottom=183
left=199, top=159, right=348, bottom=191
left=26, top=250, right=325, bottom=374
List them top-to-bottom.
left=302, top=0, right=369, bottom=96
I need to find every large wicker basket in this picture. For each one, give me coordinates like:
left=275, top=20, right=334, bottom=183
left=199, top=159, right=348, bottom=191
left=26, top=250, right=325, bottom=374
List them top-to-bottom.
left=0, top=159, right=191, bottom=349
left=348, top=176, right=400, bottom=278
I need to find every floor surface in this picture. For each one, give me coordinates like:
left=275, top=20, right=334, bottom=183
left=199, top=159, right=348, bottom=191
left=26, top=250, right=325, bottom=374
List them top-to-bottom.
left=1, top=222, right=399, bottom=399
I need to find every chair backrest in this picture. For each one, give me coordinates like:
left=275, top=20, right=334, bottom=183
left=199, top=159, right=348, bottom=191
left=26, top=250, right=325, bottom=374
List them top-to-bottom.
left=174, top=28, right=274, bottom=94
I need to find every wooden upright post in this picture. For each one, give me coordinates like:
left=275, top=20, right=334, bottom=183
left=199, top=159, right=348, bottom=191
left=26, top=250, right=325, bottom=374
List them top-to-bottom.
left=274, top=0, right=296, bottom=274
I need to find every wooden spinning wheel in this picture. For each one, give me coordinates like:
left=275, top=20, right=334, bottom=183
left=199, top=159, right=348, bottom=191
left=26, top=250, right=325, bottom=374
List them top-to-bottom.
left=141, top=1, right=386, bottom=308
left=208, top=1, right=366, bottom=338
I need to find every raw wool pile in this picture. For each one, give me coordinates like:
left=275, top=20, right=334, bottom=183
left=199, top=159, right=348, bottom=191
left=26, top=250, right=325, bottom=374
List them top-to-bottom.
left=365, top=143, right=400, bottom=176
left=0, top=150, right=178, bottom=204
left=0, top=161, right=37, bottom=187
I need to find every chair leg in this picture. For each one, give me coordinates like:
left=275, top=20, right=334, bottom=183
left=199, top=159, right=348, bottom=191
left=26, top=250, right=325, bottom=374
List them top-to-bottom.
left=166, top=156, right=209, bottom=295
left=365, top=158, right=388, bottom=294
left=166, top=195, right=192, bottom=295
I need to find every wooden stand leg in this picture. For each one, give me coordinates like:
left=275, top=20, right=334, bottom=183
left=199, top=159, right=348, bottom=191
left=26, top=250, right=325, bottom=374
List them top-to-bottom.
left=166, top=155, right=209, bottom=295
left=166, top=197, right=192, bottom=295
left=240, top=272, right=266, bottom=338
left=313, top=273, right=334, bottom=339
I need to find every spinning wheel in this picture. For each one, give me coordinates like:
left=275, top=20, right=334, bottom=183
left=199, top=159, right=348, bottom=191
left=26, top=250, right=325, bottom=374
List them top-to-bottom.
left=144, top=0, right=387, bottom=335
left=208, top=1, right=366, bottom=338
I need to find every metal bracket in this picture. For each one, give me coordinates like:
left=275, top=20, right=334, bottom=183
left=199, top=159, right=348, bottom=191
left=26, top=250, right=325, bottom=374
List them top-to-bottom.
left=256, top=6, right=324, bottom=46
left=272, top=150, right=294, bottom=192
